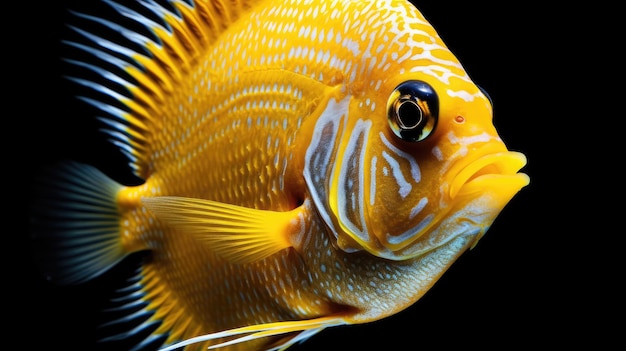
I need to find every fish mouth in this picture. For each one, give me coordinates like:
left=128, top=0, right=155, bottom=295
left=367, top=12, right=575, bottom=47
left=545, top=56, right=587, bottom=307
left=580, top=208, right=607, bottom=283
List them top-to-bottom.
left=449, top=150, right=529, bottom=199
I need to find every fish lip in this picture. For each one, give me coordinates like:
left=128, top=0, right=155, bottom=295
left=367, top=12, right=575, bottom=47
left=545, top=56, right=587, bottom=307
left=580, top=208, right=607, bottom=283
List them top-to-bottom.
left=449, top=150, right=529, bottom=199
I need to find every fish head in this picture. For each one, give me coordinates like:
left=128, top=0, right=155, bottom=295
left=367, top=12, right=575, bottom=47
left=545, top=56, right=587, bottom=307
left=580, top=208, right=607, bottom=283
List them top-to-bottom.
left=303, top=0, right=529, bottom=260
left=335, top=78, right=529, bottom=260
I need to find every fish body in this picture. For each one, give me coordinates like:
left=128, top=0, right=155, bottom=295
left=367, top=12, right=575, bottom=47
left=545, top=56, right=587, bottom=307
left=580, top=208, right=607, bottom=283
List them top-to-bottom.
left=31, top=0, right=529, bottom=350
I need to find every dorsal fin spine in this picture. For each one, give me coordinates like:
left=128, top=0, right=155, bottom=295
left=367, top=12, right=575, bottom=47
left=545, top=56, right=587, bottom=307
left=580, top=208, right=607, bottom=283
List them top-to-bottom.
left=64, top=0, right=261, bottom=179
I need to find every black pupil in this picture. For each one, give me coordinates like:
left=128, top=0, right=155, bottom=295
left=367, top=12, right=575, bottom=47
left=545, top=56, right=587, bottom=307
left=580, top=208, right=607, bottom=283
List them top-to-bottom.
left=398, top=100, right=422, bottom=129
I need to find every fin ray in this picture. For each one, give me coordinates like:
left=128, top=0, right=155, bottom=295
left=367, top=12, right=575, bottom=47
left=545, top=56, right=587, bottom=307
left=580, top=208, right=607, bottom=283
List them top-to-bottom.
left=63, top=0, right=262, bottom=179
left=30, top=162, right=127, bottom=285
left=142, top=196, right=301, bottom=263
left=158, top=317, right=347, bottom=351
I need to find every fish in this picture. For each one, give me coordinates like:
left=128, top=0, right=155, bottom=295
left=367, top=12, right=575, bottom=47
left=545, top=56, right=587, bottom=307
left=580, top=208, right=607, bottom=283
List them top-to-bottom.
left=30, top=0, right=530, bottom=350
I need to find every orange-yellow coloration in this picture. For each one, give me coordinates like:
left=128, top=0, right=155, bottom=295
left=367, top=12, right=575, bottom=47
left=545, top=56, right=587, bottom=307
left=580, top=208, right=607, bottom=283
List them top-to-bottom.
left=31, top=0, right=529, bottom=350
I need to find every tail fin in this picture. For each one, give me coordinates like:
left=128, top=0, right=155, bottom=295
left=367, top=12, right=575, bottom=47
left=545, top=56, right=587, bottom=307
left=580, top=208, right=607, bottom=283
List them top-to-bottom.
left=30, top=161, right=128, bottom=285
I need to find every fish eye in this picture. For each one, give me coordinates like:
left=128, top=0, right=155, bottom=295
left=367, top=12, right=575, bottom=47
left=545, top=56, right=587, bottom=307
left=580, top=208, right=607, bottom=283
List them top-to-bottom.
left=387, top=80, right=438, bottom=142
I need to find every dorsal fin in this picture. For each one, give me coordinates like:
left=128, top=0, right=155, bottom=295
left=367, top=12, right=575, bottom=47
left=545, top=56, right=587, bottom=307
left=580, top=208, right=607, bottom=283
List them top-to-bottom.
left=63, top=0, right=261, bottom=180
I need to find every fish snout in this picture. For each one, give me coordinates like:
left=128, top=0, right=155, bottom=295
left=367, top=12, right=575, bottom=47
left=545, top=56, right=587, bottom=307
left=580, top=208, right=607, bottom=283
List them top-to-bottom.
left=449, top=150, right=529, bottom=200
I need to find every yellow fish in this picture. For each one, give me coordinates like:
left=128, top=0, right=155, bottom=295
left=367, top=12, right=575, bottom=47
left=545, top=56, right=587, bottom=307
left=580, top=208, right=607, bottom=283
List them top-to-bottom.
left=31, top=0, right=529, bottom=350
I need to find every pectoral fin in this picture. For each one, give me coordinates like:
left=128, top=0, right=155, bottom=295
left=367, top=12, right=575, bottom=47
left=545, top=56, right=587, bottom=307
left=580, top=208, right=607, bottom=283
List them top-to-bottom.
left=142, top=196, right=303, bottom=264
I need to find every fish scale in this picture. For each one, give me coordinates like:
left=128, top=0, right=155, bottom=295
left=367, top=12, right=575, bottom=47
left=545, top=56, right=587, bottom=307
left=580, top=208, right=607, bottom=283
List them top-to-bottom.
left=31, top=0, right=529, bottom=350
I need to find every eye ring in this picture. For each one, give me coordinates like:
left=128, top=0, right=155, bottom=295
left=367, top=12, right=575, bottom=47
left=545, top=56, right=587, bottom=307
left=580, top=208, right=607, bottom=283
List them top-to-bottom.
left=387, top=80, right=438, bottom=142
left=394, top=94, right=423, bottom=130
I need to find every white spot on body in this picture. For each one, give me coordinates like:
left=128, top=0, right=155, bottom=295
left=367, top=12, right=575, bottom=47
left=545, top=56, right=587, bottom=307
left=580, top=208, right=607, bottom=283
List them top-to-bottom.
left=447, top=89, right=483, bottom=102
left=431, top=146, right=443, bottom=161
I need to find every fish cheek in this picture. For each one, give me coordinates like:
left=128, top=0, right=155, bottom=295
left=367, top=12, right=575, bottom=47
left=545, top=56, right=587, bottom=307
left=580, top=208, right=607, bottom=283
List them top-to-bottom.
left=365, top=149, right=448, bottom=253
left=363, top=173, right=404, bottom=243
left=368, top=186, right=420, bottom=237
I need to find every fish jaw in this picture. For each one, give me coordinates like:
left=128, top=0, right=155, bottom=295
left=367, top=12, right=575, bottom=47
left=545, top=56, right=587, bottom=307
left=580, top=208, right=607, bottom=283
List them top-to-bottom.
left=390, top=142, right=529, bottom=256
left=445, top=149, right=530, bottom=249
left=449, top=150, right=529, bottom=200
left=383, top=160, right=529, bottom=260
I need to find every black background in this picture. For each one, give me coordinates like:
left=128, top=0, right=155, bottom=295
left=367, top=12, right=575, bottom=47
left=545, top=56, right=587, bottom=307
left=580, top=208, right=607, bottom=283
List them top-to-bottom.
left=25, top=1, right=609, bottom=350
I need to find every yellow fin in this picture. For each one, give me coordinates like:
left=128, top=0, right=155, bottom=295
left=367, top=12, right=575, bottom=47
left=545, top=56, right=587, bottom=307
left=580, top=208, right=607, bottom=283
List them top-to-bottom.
left=142, top=196, right=302, bottom=264
left=158, top=316, right=347, bottom=351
